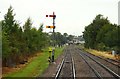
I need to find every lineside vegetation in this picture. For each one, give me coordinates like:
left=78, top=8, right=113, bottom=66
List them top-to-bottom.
left=1, top=6, right=71, bottom=68
left=83, top=14, right=120, bottom=54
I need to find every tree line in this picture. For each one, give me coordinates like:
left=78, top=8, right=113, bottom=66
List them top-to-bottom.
left=1, top=6, right=73, bottom=67
left=1, top=6, right=51, bottom=67
left=83, top=14, right=120, bottom=53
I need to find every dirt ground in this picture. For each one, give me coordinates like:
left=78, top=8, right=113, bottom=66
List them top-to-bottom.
left=2, top=52, right=42, bottom=75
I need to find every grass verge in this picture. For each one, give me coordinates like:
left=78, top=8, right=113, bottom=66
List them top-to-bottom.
left=77, top=44, right=119, bottom=60
left=3, top=47, right=64, bottom=78
left=84, top=48, right=116, bottom=60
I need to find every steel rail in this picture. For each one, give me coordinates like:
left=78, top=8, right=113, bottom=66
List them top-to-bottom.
left=78, top=48, right=120, bottom=68
left=85, top=50, right=120, bottom=68
left=55, top=52, right=76, bottom=79
left=83, top=52, right=120, bottom=79
left=78, top=53, right=103, bottom=79
left=95, top=55, right=120, bottom=68
left=96, top=55, right=120, bottom=68
left=72, top=56, right=76, bottom=79
left=55, top=58, right=64, bottom=79
left=107, top=58, right=120, bottom=63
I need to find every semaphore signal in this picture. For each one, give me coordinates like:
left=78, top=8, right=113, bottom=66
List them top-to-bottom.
left=46, top=12, right=56, bottom=62
left=46, top=26, right=55, bottom=28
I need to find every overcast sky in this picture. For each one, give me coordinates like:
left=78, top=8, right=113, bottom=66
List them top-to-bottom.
left=0, top=0, right=119, bottom=36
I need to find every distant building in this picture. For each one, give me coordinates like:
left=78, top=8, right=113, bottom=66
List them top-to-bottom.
left=78, top=35, right=85, bottom=44
left=68, top=36, right=85, bottom=45
left=73, top=36, right=80, bottom=44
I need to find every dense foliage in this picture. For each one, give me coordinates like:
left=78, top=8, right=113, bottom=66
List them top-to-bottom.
left=2, top=6, right=50, bottom=67
left=83, top=14, right=120, bottom=53
left=50, top=32, right=73, bottom=47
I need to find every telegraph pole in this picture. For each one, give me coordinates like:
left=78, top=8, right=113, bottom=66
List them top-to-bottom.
left=46, top=12, right=56, bottom=62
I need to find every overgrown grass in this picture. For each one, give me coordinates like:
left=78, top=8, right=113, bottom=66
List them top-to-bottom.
left=77, top=44, right=116, bottom=60
left=3, top=47, right=64, bottom=78
left=84, top=48, right=116, bottom=59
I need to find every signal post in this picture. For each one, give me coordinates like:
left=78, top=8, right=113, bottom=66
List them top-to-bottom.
left=46, top=12, right=56, bottom=62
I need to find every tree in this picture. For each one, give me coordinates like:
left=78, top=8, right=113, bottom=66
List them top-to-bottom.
left=2, top=6, right=16, bottom=34
left=2, top=6, right=22, bottom=66
left=83, top=14, right=110, bottom=49
left=83, top=14, right=120, bottom=53
left=83, top=15, right=119, bottom=50
left=23, top=18, right=32, bottom=55
left=0, top=21, right=2, bottom=57
left=2, top=31, right=10, bottom=66
left=49, top=32, right=69, bottom=47
left=63, top=33, right=68, bottom=44
left=67, top=35, right=74, bottom=41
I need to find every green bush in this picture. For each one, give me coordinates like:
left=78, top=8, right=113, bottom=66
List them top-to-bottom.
left=96, top=43, right=106, bottom=51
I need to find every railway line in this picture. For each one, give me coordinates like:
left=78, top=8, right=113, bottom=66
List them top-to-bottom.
left=45, top=45, right=120, bottom=78
left=55, top=48, right=76, bottom=79
left=77, top=48, right=120, bottom=79
left=78, top=48, right=120, bottom=76
left=79, top=48, right=120, bottom=68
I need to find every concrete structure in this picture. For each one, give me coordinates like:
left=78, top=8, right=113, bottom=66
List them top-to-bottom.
left=118, top=1, right=120, bottom=25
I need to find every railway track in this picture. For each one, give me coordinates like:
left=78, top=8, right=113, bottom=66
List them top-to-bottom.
left=41, top=45, right=119, bottom=78
left=78, top=48, right=120, bottom=68
left=78, top=48, right=120, bottom=76
left=77, top=49, right=120, bottom=79
left=55, top=50, right=76, bottom=79
left=78, top=52, right=102, bottom=79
